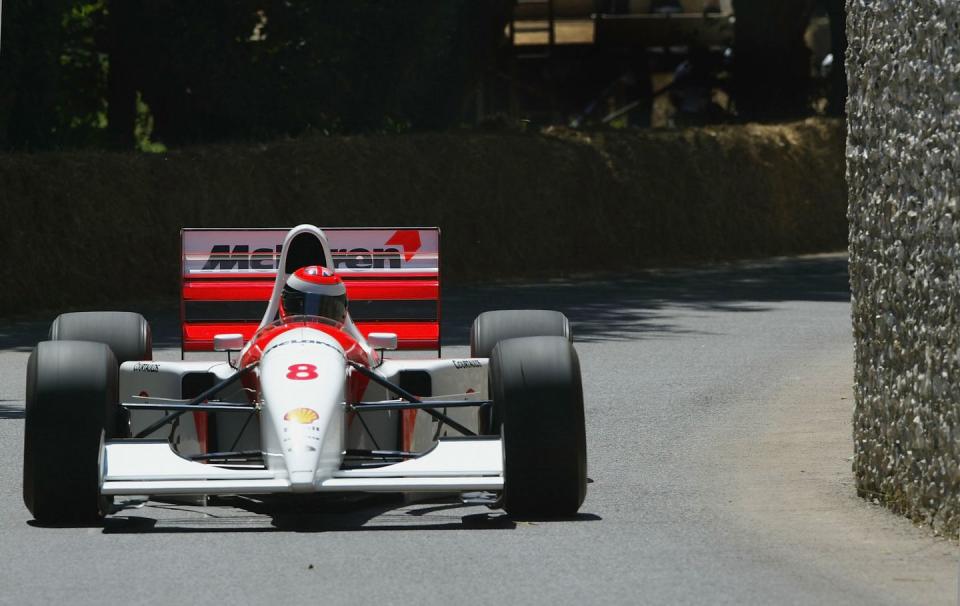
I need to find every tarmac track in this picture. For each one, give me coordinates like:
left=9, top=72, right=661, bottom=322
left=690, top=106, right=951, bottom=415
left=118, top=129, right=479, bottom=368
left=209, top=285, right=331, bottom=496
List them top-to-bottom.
left=0, top=254, right=955, bottom=605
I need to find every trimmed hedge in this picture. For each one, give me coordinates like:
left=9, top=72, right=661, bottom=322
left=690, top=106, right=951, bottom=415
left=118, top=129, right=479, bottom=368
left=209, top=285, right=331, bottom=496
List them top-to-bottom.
left=0, top=118, right=846, bottom=315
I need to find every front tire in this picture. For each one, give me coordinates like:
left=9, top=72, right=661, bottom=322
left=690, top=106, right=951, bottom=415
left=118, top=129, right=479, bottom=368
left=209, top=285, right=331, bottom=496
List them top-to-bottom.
left=489, top=336, right=587, bottom=518
left=23, top=341, right=119, bottom=525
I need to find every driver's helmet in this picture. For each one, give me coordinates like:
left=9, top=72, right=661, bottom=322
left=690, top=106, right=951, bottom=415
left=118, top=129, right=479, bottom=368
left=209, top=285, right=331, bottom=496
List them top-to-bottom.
left=280, top=265, right=347, bottom=322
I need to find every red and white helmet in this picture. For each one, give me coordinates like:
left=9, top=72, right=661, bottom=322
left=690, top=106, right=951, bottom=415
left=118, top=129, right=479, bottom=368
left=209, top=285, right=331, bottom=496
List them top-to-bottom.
left=280, top=266, right=347, bottom=322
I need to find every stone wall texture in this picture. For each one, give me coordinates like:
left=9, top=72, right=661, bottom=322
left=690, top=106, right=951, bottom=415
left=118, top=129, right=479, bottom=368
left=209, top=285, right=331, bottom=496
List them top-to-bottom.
left=848, top=0, right=960, bottom=534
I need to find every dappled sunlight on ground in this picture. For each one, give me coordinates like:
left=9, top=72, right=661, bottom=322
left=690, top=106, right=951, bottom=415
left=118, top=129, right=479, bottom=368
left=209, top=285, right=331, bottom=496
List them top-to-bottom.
left=0, top=254, right=848, bottom=352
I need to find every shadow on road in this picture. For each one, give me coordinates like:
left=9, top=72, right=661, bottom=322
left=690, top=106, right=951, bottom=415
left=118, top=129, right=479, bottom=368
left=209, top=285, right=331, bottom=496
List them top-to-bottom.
left=442, top=254, right=849, bottom=345
left=0, top=255, right=849, bottom=351
left=0, top=401, right=24, bottom=420
left=99, top=494, right=601, bottom=533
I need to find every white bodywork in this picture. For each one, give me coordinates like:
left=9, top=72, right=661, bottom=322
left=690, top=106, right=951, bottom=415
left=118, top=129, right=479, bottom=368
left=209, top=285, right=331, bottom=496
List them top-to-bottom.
left=256, top=224, right=333, bottom=330
left=102, top=225, right=500, bottom=499
left=259, top=327, right=346, bottom=491
left=104, top=335, right=499, bottom=498
left=101, top=439, right=502, bottom=496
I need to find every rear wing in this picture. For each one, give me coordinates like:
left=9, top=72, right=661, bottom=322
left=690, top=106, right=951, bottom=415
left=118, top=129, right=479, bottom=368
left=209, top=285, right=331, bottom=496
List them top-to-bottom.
left=181, top=228, right=440, bottom=353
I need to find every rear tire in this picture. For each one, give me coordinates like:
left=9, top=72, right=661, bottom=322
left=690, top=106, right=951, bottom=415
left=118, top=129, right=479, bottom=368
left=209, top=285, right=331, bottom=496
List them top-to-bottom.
left=470, top=310, right=570, bottom=359
left=471, top=310, right=571, bottom=433
left=50, top=311, right=152, bottom=365
left=50, top=311, right=148, bottom=438
left=489, top=336, right=587, bottom=518
left=23, top=341, right=118, bottom=525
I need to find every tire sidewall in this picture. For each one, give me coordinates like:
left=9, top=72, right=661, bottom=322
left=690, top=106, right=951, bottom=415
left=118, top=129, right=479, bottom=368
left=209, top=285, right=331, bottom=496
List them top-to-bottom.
left=491, top=336, right=587, bottom=518
left=23, top=341, right=118, bottom=525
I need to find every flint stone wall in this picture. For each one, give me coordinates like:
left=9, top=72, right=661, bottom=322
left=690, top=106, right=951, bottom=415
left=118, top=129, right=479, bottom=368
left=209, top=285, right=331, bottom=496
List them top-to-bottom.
left=848, top=0, right=960, bottom=534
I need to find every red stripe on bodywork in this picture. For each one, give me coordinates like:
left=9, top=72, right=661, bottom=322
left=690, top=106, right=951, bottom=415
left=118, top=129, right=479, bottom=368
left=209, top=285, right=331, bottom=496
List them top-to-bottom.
left=183, top=280, right=438, bottom=301
left=343, top=280, right=438, bottom=300
left=183, top=282, right=274, bottom=301
left=181, top=321, right=440, bottom=351
left=183, top=322, right=260, bottom=349
left=356, top=324, right=440, bottom=350
left=402, top=410, right=418, bottom=452
left=193, top=412, right=209, bottom=454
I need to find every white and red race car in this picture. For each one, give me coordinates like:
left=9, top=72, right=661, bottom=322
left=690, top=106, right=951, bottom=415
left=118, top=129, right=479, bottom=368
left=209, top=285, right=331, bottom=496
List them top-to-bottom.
left=23, top=225, right=587, bottom=524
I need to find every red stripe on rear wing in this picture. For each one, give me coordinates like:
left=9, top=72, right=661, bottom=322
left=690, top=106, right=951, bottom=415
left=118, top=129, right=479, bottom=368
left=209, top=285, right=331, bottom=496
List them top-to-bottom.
left=180, top=228, right=441, bottom=353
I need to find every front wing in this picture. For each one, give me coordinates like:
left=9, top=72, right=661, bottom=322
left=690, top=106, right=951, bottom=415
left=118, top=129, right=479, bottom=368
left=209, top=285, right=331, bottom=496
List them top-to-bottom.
left=100, top=437, right=502, bottom=496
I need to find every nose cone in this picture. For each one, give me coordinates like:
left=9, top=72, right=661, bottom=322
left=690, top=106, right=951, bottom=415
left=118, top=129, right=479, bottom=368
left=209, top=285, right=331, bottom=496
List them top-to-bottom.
left=258, top=327, right=347, bottom=490
left=289, top=471, right=316, bottom=492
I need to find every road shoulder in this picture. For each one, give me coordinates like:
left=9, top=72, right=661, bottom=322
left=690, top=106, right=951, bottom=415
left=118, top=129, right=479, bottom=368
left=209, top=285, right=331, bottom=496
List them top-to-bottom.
left=717, top=343, right=958, bottom=605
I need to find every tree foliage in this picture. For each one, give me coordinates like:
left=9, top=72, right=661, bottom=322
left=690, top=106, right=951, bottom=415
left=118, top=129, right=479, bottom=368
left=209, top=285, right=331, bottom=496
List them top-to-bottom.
left=0, top=1, right=511, bottom=150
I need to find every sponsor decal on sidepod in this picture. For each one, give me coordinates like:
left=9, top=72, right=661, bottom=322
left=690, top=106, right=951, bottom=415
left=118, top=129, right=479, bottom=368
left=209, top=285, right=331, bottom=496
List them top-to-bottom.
left=452, top=359, right=482, bottom=369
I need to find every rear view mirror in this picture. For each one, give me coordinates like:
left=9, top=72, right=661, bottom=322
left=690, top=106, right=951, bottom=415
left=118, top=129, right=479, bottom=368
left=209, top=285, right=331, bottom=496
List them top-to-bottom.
left=368, top=332, right=398, bottom=351
left=213, top=333, right=244, bottom=351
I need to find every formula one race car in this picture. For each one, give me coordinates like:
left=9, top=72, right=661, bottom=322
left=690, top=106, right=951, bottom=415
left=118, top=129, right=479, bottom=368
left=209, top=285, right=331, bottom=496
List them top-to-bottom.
left=23, top=225, right=587, bottom=524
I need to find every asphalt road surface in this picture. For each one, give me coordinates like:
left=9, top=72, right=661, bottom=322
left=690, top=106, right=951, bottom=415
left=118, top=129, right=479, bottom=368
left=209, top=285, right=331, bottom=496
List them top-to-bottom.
left=0, top=254, right=956, bottom=605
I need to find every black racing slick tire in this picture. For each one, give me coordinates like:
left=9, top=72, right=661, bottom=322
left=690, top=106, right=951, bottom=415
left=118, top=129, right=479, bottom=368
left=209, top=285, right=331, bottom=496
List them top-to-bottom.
left=470, top=310, right=570, bottom=359
left=472, top=310, right=571, bottom=434
left=50, top=311, right=152, bottom=365
left=489, top=336, right=587, bottom=518
left=23, top=341, right=118, bottom=525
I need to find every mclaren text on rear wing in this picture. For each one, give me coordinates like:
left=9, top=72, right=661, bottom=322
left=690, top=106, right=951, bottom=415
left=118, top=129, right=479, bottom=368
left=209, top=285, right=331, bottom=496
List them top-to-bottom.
left=180, top=228, right=440, bottom=352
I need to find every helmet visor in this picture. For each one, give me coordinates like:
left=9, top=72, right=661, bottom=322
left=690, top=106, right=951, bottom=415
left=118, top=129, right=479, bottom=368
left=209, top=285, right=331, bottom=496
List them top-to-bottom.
left=281, top=286, right=347, bottom=322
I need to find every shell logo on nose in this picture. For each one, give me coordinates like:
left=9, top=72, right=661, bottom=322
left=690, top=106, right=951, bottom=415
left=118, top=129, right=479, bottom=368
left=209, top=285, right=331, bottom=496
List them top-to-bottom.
left=284, top=408, right=320, bottom=424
